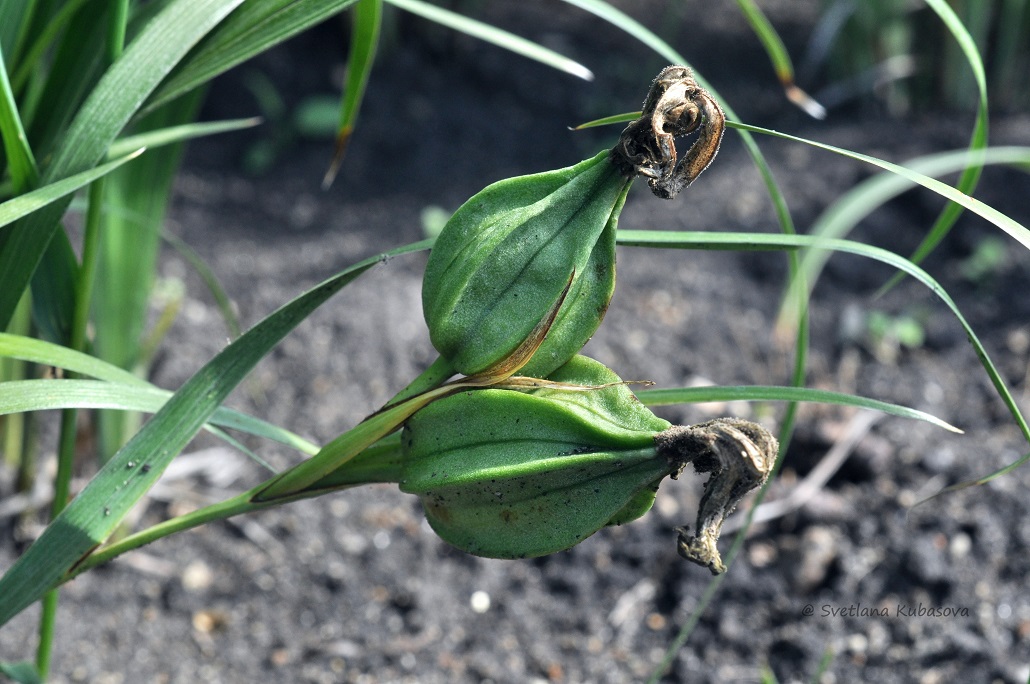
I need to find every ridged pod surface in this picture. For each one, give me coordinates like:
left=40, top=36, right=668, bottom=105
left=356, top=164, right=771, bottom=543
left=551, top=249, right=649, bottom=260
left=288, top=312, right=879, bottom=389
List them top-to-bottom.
left=422, top=151, right=631, bottom=378
left=399, top=356, right=671, bottom=559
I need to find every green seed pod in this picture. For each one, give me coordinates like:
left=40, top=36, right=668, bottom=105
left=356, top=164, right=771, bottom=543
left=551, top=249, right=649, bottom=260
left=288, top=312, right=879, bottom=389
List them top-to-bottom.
left=422, top=151, right=631, bottom=378
left=400, top=355, right=672, bottom=559
left=400, top=355, right=778, bottom=570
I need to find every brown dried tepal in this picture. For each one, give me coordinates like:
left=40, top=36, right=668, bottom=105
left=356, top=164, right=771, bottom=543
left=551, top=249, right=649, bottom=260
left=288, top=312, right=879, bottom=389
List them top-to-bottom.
left=610, top=65, right=726, bottom=199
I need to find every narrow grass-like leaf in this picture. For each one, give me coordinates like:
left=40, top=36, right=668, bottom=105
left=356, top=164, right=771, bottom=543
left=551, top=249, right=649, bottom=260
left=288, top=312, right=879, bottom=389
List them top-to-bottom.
left=0, top=0, right=244, bottom=330
left=7, top=0, right=93, bottom=92
left=144, top=0, right=361, bottom=114
left=323, top=0, right=382, bottom=189
left=385, top=0, right=593, bottom=81
left=733, top=0, right=825, bottom=118
left=0, top=2, right=30, bottom=63
left=20, top=4, right=108, bottom=150
left=94, top=92, right=206, bottom=460
left=570, top=111, right=638, bottom=130
left=107, top=116, right=262, bottom=158
left=728, top=121, right=1030, bottom=249
left=784, top=146, right=1030, bottom=330
left=0, top=150, right=144, bottom=230
left=616, top=229, right=1030, bottom=450
left=0, top=238, right=430, bottom=627
left=0, top=332, right=145, bottom=385
left=0, top=333, right=312, bottom=453
left=0, top=379, right=319, bottom=455
left=638, top=385, right=960, bottom=433
left=68, top=436, right=407, bottom=581
left=931, top=448, right=1030, bottom=496
left=0, top=660, right=40, bottom=684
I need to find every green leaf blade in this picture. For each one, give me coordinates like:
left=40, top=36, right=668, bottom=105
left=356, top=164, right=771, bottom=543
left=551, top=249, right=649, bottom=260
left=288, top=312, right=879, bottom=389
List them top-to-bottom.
left=0, top=0, right=245, bottom=330
left=145, top=0, right=362, bottom=113
left=322, top=0, right=383, bottom=188
left=386, top=0, right=593, bottom=81
left=0, top=150, right=144, bottom=231
left=0, top=239, right=430, bottom=627
left=638, top=385, right=961, bottom=433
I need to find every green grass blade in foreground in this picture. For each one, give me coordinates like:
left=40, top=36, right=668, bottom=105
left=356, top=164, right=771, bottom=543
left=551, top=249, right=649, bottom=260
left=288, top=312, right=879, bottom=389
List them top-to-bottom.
left=0, top=0, right=244, bottom=330
left=144, top=0, right=362, bottom=113
left=322, top=0, right=382, bottom=189
left=385, top=0, right=593, bottom=81
left=733, top=0, right=825, bottom=118
left=93, top=92, right=206, bottom=460
left=571, top=111, right=639, bottom=130
left=107, top=116, right=262, bottom=158
left=728, top=121, right=1030, bottom=250
left=784, top=146, right=1030, bottom=330
left=0, top=150, right=144, bottom=230
left=617, top=229, right=1030, bottom=447
left=0, top=238, right=430, bottom=627
left=0, top=332, right=145, bottom=385
left=0, top=333, right=312, bottom=452
left=0, top=379, right=319, bottom=456
left=638, top=385, right=960, bottom=433
left=66, top=435, right=407, bottom=581
left=0, top=660, right=40, bottom=684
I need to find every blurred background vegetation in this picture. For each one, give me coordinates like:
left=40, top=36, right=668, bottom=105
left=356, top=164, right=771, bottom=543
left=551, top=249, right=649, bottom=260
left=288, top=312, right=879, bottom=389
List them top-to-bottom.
left=810, top=0, right=1029, bottom=111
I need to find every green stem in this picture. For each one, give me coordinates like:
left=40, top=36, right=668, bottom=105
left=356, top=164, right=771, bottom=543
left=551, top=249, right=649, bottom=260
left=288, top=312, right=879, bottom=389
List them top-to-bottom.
left=107, top=0, right=130, bottom=62
left=36, top=164, right=109, bottom=681
left=2, top=291, right=32, bottom=475
left=384, top=354, right=454, bottom=407
left=38, top=408, right=76, bottom=679
left=65, top=439, right=405, bottom=582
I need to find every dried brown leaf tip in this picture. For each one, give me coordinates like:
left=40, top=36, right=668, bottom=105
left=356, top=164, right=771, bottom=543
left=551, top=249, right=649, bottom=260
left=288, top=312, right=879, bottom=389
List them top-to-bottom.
left=610, top=66, right=726, bottom=200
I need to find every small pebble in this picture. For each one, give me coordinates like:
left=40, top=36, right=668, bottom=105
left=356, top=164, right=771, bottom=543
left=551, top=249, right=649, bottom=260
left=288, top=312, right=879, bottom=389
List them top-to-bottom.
left=470, top=590, right=491, bottom=613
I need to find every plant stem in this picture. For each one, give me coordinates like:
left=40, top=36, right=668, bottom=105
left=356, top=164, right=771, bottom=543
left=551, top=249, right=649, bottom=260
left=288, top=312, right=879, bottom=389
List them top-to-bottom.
left=107, top=0, right=129, bottom=63
left=36, top=157, right=110, bottom=682
left=384, top=354, right=454, bottom=407
left=65, top=439, right=405, bottom=582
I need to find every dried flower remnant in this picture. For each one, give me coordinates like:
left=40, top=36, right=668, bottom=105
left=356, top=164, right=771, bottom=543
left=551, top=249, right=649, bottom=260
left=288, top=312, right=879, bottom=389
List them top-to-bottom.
left=610, top=66, right=726, bottom=199
left=656, top=418, right=777, bottom=574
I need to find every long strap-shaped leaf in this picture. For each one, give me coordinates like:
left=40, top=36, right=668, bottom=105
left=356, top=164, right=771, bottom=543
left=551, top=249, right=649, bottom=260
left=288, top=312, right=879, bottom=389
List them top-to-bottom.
left=0, top=0, right=245, bottom=330
left=144, top=0, right=361, bottom=114
left=322, top=0, right=382, bottom=189
left=727, top=123, right=1030, bottom=249
left=0, top=150, right=143, bottom=230
left=616, top=229, right=1030, bottom=452
left=0, top=239, right=429, bottom=628
left=0, top=379, right=320, bottom=455
left=638, top=385, right=959, bottom=433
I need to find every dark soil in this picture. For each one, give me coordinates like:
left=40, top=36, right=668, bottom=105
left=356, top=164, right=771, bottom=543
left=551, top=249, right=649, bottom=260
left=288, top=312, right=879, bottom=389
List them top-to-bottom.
left=3, top=2, right=1030, bottom=682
